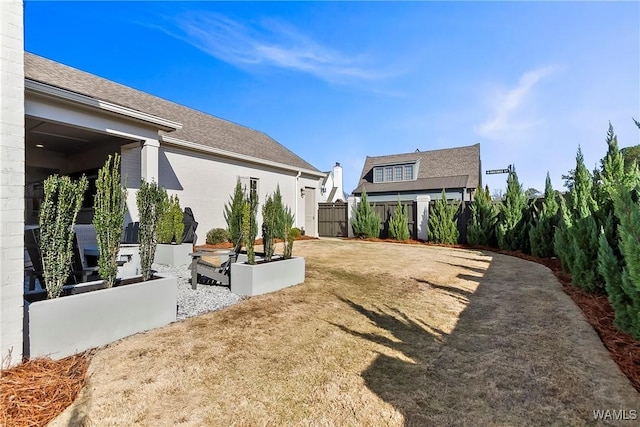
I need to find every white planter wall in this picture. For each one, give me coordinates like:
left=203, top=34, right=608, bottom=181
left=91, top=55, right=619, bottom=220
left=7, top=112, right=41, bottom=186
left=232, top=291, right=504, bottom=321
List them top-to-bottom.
left=154, top=243, right=193, bottom=267
left=231, top=257, right=305, bottom=297
left=24, top=274, right=177, bottom=360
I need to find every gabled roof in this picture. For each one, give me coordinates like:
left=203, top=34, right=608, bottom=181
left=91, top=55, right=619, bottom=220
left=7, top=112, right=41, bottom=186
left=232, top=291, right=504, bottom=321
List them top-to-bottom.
left=24, top=53, right=320, bottom=173
left=354, top=143, right=480, bottom=194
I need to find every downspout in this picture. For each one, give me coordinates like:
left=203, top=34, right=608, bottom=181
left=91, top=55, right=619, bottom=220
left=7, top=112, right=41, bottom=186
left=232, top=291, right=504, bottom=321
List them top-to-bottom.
left=295, top=171, right=301, bottom=227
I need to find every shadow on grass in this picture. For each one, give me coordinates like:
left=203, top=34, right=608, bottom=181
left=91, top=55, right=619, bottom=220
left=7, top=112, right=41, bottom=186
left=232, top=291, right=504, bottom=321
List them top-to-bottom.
left=332, top=251, right=611, bottom=425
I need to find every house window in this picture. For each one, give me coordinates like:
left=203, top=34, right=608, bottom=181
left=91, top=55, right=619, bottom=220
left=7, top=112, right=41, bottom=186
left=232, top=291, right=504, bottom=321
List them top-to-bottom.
left=404, top=164, right=413, bottom=180
left=394, top=166, right=403, bottom=181
left=374, top=167, right=383, bottom=183
left=385, top=167, right=393, bottom=182
left=250, top=177, right=259, bottom=203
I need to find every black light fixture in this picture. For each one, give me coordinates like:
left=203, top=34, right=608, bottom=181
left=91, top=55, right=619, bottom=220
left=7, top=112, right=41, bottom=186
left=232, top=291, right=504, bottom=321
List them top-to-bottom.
left=300, top=188, right=305, bottom=198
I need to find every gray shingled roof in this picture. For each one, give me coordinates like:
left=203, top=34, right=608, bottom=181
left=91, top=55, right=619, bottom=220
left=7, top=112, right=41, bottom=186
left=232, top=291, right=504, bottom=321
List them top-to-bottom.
left=24, top=53, right=319, bottom=173
left=354, top=144, right=480, bottom=194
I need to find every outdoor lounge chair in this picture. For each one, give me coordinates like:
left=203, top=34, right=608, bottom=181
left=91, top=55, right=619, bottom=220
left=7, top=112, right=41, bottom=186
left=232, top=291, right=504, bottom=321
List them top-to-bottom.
left=24, top=227, right=100, bottom=293
left=189, top=235, right=242, bottom=290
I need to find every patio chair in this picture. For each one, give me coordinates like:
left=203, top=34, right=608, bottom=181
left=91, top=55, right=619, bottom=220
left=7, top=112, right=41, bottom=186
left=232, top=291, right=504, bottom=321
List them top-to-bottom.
left=182, top=207, right=198, bottom=244
left=24, top=227, right=100, bottom=293
left=189, top=234, right=242, bottom=289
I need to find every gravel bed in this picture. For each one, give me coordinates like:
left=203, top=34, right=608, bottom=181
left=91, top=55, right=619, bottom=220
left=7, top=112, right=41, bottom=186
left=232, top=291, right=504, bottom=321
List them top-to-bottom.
left=153, top=263, right=244, bottom=321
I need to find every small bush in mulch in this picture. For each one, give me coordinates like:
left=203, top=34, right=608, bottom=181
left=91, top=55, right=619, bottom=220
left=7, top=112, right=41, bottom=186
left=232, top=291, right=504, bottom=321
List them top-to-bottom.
left=0, top=352, right=90, bottom=427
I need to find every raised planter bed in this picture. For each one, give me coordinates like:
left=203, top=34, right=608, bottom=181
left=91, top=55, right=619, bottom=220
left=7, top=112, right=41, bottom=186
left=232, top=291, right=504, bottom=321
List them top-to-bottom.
left=155, top=243, right=193, bottom=267
left=230, top=256, right=305, bottom=297
left=23, top=274, right=177, bottom=360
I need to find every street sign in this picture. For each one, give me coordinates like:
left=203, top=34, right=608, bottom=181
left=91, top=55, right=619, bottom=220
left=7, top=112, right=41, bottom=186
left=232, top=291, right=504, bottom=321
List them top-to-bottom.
left=486, top=168, right=510, bottom=175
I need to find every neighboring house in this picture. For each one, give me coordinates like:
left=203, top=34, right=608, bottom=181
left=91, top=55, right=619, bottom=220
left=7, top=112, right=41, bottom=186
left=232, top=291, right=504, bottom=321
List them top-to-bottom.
left=0, top=1, right=324, bottom=367
left=353, top=143, right=481, bottom=202
left=319, top=162, right=347, bottom=203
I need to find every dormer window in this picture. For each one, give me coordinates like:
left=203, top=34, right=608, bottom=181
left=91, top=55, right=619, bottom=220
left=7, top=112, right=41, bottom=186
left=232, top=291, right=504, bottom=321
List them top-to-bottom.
left=373, top=163, right=415, bottom=183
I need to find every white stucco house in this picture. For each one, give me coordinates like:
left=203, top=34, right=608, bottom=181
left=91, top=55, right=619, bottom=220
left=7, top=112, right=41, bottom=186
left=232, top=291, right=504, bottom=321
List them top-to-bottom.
left=0, top=0, right=324, bottom=367
left=319, top=162, right=346, bottom=203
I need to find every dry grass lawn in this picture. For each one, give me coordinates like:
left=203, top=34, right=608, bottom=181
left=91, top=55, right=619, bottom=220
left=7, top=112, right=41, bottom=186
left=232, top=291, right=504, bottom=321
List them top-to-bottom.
left=50, top=239, right=639, bottom=426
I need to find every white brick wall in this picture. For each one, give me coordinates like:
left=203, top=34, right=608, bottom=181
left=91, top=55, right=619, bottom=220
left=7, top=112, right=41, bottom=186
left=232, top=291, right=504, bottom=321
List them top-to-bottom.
left=0, top=0, right=25, bottom=368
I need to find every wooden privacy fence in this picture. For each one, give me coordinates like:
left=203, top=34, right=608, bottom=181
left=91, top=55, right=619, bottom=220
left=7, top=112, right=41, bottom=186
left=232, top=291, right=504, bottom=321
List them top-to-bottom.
left=319, top=199, right=477, bottom=242
left=371, top=201, right=418, bottom=240
left=318, top=202, right=348, bottom=237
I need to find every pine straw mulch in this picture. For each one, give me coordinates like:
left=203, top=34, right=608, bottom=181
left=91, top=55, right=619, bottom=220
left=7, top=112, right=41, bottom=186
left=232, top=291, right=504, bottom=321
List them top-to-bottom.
left=0, top=351, right=90, bottom=427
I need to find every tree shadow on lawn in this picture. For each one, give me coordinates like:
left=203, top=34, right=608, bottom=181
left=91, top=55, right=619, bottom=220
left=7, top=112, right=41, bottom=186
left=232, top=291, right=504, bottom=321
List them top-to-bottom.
left=334, top=252, right=640, bottom=426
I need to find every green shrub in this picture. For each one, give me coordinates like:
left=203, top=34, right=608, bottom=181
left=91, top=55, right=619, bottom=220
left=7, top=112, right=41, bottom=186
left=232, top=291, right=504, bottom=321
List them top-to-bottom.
left=567, top=147, right=601, bottom=292
left=93, top=154, right=127, bottom=288
left=496, top=167, right=527, bottom=251
left=529, top=173, right=558, bottom=257
left=39, top=174, right=88, bottom=298
left=137, top=180, right=164, bottom=281
left=224, top=180, right=245, bottom=245
left=599, top=184, right=640, bottom=338
left=467, top=185, right=498, bottom=247
left=351, top=189, right=380, bottom=238
left=428, top=189, right=459, bottom=244
left=262, top=191, right=279, bottom=261
left=157, top=192, right=183, bottom=244
left=554, top=195, right=574, bottom=272
left=242, top=196, right=259, bottom=265
left=388, top=198, right=410, bottom=241
left=283, top=207, right=296, bottom=259
left=206, top=228, right=230, bottom=245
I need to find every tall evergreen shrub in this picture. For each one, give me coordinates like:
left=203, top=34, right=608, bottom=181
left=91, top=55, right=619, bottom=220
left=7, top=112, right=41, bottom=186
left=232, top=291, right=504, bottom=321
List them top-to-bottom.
left=567, top=147, right=601, bottom=292
left=93, top=154, right=127, bottom=288
left=496, top=167, right=527, bottom=251
left=529, top=172, right=558, bottom=257
left=39, top=174, right=88, bottom=298
left=137, top=180, right=164, bottom=281
left=224, top=180, right=246, bottom=245
left=598, top=184, right=640, bottom=338
left=467, top=185, right=498, bottom=247
left=428, top=189, right=459, bottom=244
left=351, top=190, right=380, bottom=238
left=157, top=192, right=184, bottom=244
left=554, top=194, right=574, bottom=272
left=242, top=196, right=259, bottom=265
left=388, top=198, right=410, bottom=241
left=282, top=206, right=296, bottom=259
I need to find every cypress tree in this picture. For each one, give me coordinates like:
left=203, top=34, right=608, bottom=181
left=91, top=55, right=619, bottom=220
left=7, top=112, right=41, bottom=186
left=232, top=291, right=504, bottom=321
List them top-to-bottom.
left=567, top=146, right=601, bottom=292
left=497, top=166, right=527, bottom=251
left=529, top=172, right=559, bottom=257
left=224, top=179, right=246, bottom=245
left=599, top=184, right=640, bottom=338
left=467, top=185, right=498, bottom=247
left=351, top=189, right=381, bottom=238
left=428, top=189, right=459, bottom=244
left=554, top=194, right=574, bottom=272
left=388, top=197, right=410, bottom=241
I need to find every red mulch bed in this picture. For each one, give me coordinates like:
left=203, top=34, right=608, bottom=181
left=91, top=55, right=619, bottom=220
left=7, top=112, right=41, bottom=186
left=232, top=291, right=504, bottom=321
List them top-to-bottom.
left=195, top=235, right=319, bottom=251
left=2, top=237, right=639, bottom=426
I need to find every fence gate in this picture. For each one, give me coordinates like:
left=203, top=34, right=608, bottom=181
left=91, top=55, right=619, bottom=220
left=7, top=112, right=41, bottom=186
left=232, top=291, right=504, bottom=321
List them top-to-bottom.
left=371, top=201, right=417, bottom=240
left=318, top=202, right=348, bottom=237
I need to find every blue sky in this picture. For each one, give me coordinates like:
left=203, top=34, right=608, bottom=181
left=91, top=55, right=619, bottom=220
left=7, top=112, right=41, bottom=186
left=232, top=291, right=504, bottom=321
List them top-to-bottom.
left=25, top=1, right=639, bottom=196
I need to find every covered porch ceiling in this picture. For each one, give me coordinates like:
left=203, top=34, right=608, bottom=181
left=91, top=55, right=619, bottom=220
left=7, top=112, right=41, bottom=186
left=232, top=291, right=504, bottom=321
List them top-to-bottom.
left=26, top=116, right=135, bottom=156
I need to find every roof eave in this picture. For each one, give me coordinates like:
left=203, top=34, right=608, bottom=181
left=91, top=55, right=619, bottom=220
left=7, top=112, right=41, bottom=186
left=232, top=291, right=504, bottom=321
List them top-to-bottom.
left=25, top=79, right=183, bottom=132
left=161, top=135, right=325, bottom=178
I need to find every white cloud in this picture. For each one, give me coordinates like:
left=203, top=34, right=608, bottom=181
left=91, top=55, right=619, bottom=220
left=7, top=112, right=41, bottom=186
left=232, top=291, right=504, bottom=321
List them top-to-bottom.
left=164, top=12, right=394, bottom=85
left=475, top=66, right=557, bottom=141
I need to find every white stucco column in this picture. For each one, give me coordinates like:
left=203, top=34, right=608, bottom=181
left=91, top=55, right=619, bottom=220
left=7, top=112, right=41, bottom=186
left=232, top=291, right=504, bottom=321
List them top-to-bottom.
left=1, top=0, right=25, bottom=367
left=141, top=138, right=159, bottom=183
left=347, top=195, right=360, bottom=238
left=416, top=195, right=431, bottom=241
